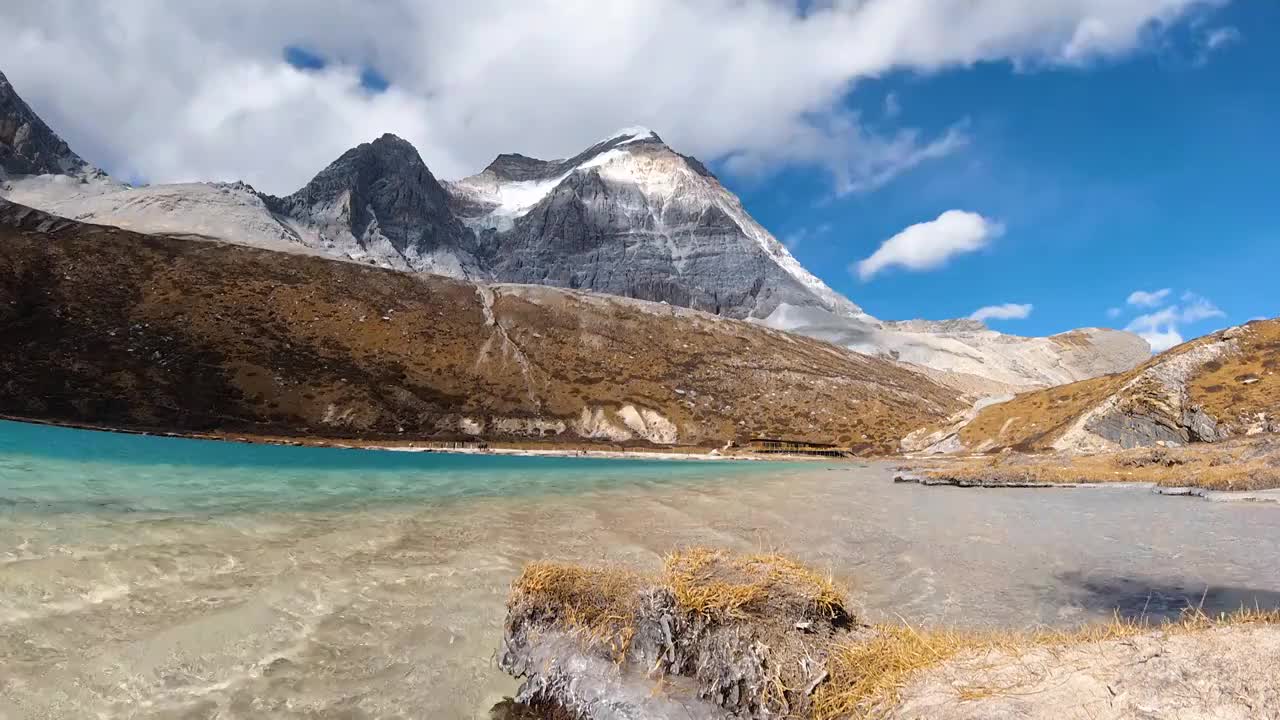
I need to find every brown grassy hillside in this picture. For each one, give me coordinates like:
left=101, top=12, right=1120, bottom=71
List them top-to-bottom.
left=0, top=200, right=961, bottom=452
left=950, top=320, right=1279, bottom=453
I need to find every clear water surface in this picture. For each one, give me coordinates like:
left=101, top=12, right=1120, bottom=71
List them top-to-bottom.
left=2, top=419, right=1278, bottom=719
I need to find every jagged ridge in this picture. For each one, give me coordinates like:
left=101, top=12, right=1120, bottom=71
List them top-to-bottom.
left=0, top=69, right=94, bottom=179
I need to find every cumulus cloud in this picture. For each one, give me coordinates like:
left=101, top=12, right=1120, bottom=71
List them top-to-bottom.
left=0, top=0, right=1227, bottom=195
left=1204, top=25, right=1241, bottom=50
left=855, top=210, right=1004, bottom=281
left=1127, top=288, right=1172, bottom=307
left=1179, top=290, right=1227, bottom=322
left=1124, top=291, right=1225, bottom=352
left=970, top=303, right=1033, bottom=323
left=1126, top=307, right=1185, bottom=352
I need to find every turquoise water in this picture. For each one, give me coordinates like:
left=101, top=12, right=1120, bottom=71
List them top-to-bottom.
left=0, top=419, right=783, bottom=514
left=3, top=419, right=1279, bottom=718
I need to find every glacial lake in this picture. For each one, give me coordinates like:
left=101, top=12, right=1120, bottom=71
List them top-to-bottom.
left=2, top=419, right=1279, bottom=718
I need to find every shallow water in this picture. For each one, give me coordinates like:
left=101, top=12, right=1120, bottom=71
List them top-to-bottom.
left=2, top=420, right=1279, bottom=719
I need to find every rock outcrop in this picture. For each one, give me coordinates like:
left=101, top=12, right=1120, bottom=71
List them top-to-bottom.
left=0, top=69, right=98, bottom=179
left=265, top=134, right=482, bottom=276
left=922, top=319, right=1279, bottom=453
left=498, top=550, right=858, bottom=719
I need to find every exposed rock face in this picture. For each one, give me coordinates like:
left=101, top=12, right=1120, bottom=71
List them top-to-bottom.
left=0, top=70, right=96, bottom=179
left=449, top=128, right=862, bottom=320
left=264, top=134, right=482, bottom=276
left=0, top=198, right=960, bottom=450
left=935, top=319, right=1279, bottom=453
left=1065, top=333, right=1240, bottom=451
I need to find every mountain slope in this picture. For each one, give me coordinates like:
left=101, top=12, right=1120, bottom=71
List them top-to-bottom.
left=449, top=127, right=864, bottom=320
left=265, top=134, right=482, bottom=275
left=0, top=198, right=962, bottom=452
left=767, top=305, right=1151, bottom=391
left=909, top=319, right=1279, bottom=453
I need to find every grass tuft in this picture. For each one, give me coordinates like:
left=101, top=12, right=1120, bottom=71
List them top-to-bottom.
left=663, top=547, right=848, bottom=622
left=509, top=561, right=644, bottom=655
left=812, top=607, right=1280, bottom=719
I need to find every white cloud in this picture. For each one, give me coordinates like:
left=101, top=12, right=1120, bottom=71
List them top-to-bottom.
left=0, top=0, right=1227, bottom=195
left=1194, top=24, right=1241, bottom=66
left=1204, top=25, right=1241, bottom=51
left=883, top=92, right=902, bottom=119
left=723, top=113, right=969, bottom=195
left=855, top=210, right=1004, bottom=281
left=781, top=222, right=832, bottom=251
left=1127, top=288, right=1172, bottom=307
left=1124, top=291, right=1225, bottom=352
left=1179, top=291, right=1226, bottom=322
left=970, top=303, right=1033, bottom=322
left=1106, top=307, right=1123, bottom=319
left=1126, top=307, right=1184, bottom=352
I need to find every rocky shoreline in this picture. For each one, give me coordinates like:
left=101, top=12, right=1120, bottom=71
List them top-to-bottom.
left=893, top=470, right=1280, bottom=504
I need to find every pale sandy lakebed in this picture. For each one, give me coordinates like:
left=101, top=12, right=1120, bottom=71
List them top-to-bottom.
left=2, top=419, right=1279, bottom=719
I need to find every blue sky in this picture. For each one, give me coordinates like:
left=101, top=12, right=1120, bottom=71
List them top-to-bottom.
left=4, top=1, right=1273, bottom=350
left=728, top=1, right=1277, bottom=346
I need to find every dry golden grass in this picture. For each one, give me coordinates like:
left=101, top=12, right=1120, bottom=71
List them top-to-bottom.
left=0, top=205, right=962, bottom=453
left=956, top=319, right=1278, bottom=453
left=1190, top=319, right=1280, bottom=424
left=954, top=372, right=1129, bottom=451
left=921, top=437, right=1280, bottom=491
left=511, top=548, right=849, bottom=630
left=663, top=548, right=847, bottom=622
left=509, top=561, right=645, bottom=657
left=812, top=608, right=1280, bottom=720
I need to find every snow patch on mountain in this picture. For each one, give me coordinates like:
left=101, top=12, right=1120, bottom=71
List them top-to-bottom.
left=607, top=126, right=659, bottom=145
left=451, top=135, right=863, bottom=318
left=450, top=147, right=634, bottom=232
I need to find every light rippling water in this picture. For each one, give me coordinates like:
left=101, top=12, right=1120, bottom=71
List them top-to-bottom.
left=2, top=419, right=1278, bottom=719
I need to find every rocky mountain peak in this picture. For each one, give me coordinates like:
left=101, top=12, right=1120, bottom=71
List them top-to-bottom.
left=0, top=70, right=93, bottom=179
left=445, top=126, right=864, bottom=320
left=473, top=126, right=667, bottom=185
left=264, top=133, right=477, bottom=273
left=271, top=133, right=450, bottom=217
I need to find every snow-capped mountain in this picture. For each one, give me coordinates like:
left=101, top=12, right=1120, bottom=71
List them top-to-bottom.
left=0, top=68, right=1149, bottom=389
left=449, top=127, right=864, bottom=319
